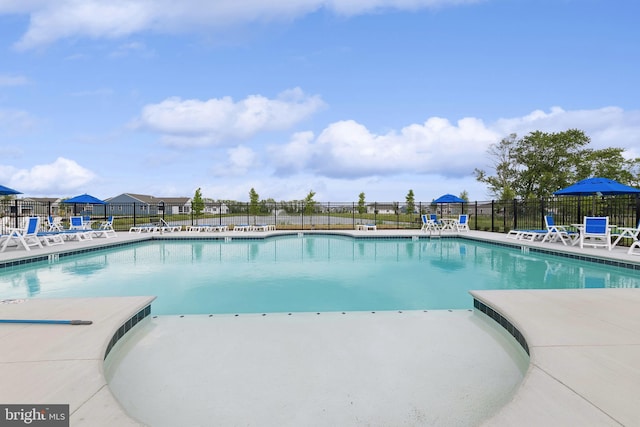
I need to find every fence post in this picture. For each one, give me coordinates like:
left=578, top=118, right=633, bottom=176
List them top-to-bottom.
left=12, top=199, right=18, bottom=228
left=512, top=199, right=517, bottom=231
left=491, top=200, right=495, bottom=232
left=474, top=201, right=478, bottom=230
left=352, top=202, right=355, bottom=229
left=374, top=202, right=377, bottom=225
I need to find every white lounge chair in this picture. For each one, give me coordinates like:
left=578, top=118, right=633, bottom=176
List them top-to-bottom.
left=421, top=214, right=440, bottom=232
left=456, top=214, right=470, bottom=232
left=47, top=215, right=64, bottom=231
left=69, top=215, right=90, bottom=230
left=541, top=215, right=577, bottom=245
left=1, top=216, right=44, bottom=252
left=93, top=216, right=117, bottom=238
left=577, top=216, right=612, bottom=250
left=159, top=218, right=182, bottom=232
left=611, top=220, right=640, bottom=249
left=129, top=222, right=160, bottom=233
left=233, top=224, right=251, bottom=232
left=356, top=224, right=377, bottom=231
left=506, top=229, right=547, bottom=241
left=38, top=230, right=65, bottom=246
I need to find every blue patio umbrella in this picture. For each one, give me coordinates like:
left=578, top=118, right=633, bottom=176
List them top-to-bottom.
left=554, top=177, right=640, bottom=196
left=554, top=177, right=640, bottom=217
left=0, top=184, right=21, bottom=196
left=63, top=193, right=106, bottom=204
left=63, top=193, right=106, bottom=216
left=433, top=194, right=466, bottom=204
left=433, top=194, right=466, bottom=216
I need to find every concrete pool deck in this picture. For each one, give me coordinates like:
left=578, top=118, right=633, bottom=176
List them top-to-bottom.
left=1, top=229, right=639, bottom=425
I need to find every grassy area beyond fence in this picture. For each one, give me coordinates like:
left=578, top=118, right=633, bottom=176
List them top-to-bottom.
left=1, top=196, right=639, bottom=234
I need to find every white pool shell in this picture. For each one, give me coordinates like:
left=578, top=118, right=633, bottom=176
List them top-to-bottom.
left=1, top=229, right=639, bottom=426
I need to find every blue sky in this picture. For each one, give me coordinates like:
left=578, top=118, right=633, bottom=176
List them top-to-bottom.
left=0, top=0, right=638, bottom=202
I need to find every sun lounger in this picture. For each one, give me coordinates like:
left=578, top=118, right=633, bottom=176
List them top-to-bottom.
left=541, top=215, right=577, bottom=245
left=93, top=216, right=117, bottom=238
left=1, top=217, right=44, bottom=252
left=158, top=218, right=181, bottom=232
left=611, top=221, right=640, bottom=249
left=129, top=224, right=160, bottom=233
left=233, top=224, right=251, bottom=232
left=251, top=224, right=276, bottom=231
left=356, top=224, right=377, bottom=231
left=507, top=229, right=548, bottom=241
left=38, top=231, right=65, bottom=246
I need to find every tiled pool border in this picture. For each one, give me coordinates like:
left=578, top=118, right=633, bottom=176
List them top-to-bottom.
left=458, top=235, right=640, bottom=270
left=473, top=298, right=529, bottom=355
left=104, top=304, right=152, bottom=359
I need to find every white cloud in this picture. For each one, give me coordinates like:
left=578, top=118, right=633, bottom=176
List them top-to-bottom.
left=6, top=0, right=482, bottom=50
left=0, top=74, right=29, bottom=86
left=135, top=88, right=325, bottom=147
left=265, top=106, right=640, bottom=182
left=493, top=106, right=640, bottom=151
left=0, top=109, right=37, bottom=133
left=268, top=117, right=498, bottom=179
left=270, top=131, right=315, bottom=175
left=211, top=145, right=260, bottom=177
left=7, top=157, right=97, bottom=194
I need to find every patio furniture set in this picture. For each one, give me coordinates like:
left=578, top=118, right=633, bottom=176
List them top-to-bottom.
left=0, top=215, right=117, bottom=252
left=506, top=215, right=640, bottom=254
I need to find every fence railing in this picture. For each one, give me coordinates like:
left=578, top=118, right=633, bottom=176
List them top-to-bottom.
left=1, top=196, right=639, bottom=234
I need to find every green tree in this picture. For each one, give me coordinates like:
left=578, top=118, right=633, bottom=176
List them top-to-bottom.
left=475, top=129, right=631, bottom=199
left=514, top=129, right=589, bottom=198
left=473, top=133, right=518, bottom=200
left=577, top=147, right=634, bottom=183
left=628, top=158, right=640, bottom=187
left=192, top=188, right=204, bottom=222
left=249, top=188, right=260, bottom=220
left=405, top=189, right=415, bottom=215
left=304, top=190, right=316, bottom=216
left=459, top=190, right=469, bottom=202
left=357, top=192, right=366, bottom=214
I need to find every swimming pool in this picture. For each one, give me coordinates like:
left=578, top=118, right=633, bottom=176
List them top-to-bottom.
left=1, top=235, right=638, bottom=315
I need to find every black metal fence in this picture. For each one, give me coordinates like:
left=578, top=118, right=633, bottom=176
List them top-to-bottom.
left=1, top=196, right=639, bottom=234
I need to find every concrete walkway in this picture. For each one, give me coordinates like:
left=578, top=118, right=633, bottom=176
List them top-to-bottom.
left=1, top=229, right=640, bottom=425
left=473, top=289, right=640, bottom=426
left=0, top=296, right=154, bottom=426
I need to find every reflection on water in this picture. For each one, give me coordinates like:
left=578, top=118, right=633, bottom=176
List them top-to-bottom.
left=1, top=236, right=639, bottom=314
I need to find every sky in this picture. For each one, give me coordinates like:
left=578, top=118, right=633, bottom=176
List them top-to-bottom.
left=0, top=0, right=639, bottom=203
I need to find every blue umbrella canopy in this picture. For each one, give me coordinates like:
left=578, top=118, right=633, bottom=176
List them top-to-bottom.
left=554, top=177, right=640, bottom=196
left=0, top=184, right=21, bottom=195
left=63, top=193, right=106, bottom=204
left=433, top=194, right=466, bottom=204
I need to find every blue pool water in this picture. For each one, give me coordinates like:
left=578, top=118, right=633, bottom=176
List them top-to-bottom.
left=1, top=235, right=638, bottom=314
